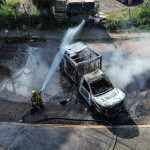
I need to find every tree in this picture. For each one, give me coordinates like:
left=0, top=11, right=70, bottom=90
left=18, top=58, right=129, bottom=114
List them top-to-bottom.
left=32, top=0, right=56, bottom=23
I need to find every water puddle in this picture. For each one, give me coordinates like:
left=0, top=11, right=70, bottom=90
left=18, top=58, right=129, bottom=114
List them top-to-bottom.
left=0, top=42, right=73, bottom=102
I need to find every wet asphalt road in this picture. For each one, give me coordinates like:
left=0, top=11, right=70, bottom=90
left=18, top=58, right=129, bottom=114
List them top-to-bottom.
left=0, top=37, right=150, bottom=125
left=1, top=122, right=149, bottom=150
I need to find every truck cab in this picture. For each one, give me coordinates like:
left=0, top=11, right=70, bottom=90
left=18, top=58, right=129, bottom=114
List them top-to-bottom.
left=79, top=69, right=125, bottom=111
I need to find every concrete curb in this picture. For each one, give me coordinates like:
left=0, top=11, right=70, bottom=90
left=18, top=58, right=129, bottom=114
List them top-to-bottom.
left=0, top=122, right=149, bottom=128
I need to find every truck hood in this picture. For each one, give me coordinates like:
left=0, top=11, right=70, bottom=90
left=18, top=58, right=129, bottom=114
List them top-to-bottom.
left=93, top=88, right=125, bottom=108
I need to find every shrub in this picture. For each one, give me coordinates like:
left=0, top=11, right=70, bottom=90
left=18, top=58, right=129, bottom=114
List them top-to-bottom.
left=0, top=0, right=20, bottom=28
left=6, top=0, right=20, bottom=10
left=0, top=5, right=16, bottom=26
left=105, top=5, right=150, bottom=32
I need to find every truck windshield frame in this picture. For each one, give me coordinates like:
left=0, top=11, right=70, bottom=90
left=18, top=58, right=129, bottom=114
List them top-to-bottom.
left=90, top=77, right=114, bottom=96
left=82, top=79, right=90, bottom=92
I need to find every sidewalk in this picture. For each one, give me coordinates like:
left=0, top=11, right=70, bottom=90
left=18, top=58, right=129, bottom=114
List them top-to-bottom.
left=0, top=27, right=110, bottom=41
left=0, top=28, right=149, bottom=42
left=110, top=32, right=150, bottom=40
left=0, top=122, right=149, bottom=150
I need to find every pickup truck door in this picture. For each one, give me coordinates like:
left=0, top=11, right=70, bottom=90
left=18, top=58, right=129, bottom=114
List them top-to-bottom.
left=80, top=79, right=91, bottom=105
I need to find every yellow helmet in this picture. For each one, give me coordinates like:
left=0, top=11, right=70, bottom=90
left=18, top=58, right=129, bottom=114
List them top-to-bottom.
left=32, top=90, right=37, bottom=97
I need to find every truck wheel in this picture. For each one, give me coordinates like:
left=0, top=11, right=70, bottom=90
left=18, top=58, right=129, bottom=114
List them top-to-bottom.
left=76, top=92, right=84, bottom=104
left=90, top=102, right=102, bottom=116
left=90, top=102, right=95, bottom=111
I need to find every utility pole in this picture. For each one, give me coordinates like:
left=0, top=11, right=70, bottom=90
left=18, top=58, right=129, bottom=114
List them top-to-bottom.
left=23, top=0, right=31, bottom=39
left=27, top=0, right=31, bottom=39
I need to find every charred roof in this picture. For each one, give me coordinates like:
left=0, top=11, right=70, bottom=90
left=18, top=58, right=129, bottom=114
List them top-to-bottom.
left=64, top=42, right=101, bottom=65
left=83, top=69, right=104, bottom=82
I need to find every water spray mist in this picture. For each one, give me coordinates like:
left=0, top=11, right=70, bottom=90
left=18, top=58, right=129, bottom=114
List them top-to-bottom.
left=41, top=20, right=85, bottom=92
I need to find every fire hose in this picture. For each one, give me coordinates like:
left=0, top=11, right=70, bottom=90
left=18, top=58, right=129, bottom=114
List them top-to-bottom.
left=20, top=108, right=117, bottom=150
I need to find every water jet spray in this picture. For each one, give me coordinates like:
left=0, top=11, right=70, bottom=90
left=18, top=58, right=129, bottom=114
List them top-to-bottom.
left=40, top=20, right=85, bottom=92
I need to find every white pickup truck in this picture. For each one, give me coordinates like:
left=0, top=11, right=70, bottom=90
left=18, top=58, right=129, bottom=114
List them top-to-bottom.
left=60, top=42, right=125, bottom=113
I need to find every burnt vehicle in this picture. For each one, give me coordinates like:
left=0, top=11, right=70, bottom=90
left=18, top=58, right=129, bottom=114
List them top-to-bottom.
left=60, top=42, right=125, bottom=113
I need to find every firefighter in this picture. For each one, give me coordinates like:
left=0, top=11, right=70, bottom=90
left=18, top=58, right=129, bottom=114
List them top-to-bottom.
left=31, top=90, right=43, bottom=109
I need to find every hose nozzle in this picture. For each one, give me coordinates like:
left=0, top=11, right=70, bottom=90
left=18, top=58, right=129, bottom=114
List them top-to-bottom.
left=38, top=91, right=42, bottom=95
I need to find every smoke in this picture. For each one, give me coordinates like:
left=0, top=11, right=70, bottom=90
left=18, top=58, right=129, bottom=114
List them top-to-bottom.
left=41, top=20, right=85, bottom=91
left=104, top=39, right=150, bottom=90
left=3, top=46, right=50, bottom=98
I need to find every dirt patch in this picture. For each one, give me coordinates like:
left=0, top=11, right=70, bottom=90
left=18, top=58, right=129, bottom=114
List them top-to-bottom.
left=99, top=0, right=127, bottom=13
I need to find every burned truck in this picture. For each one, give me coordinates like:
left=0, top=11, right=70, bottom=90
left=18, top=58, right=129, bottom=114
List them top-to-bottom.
left=60, top=42, right=125, bottom=113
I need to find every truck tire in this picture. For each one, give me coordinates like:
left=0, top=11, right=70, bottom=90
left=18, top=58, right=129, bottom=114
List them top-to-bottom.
left=77, top=92, right=85, bottom=104
left=90, top=101, right=102, bottom=116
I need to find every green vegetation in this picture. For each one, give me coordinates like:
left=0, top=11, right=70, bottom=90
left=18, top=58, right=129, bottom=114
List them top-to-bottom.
left=0, top=0, right=20, bottom=28
left=0, top=0, right=149, bottom=32
left=0, top=0, right=41, bottom=29
left=0, top=0, right=56, bottom=29
left=6, top=0, right=20, bottom=9
left=105, top=5, right=150, bottom=32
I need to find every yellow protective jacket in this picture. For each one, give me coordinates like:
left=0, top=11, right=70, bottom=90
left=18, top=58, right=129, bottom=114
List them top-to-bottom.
left=31, top=95, right=42, bottom=106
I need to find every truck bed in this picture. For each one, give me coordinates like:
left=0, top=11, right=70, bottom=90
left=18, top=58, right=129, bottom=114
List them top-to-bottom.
left=62, top=42, right=102, bottom=84
left=65, top=42, right=102, bottom=66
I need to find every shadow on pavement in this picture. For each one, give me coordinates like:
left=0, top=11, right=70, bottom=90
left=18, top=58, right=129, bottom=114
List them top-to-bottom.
left=117, top=0, right=144, bottom=6
left=0, top=64, right=12, bottom=78
left=77, top=94, right=139, bottom=139
left=89, top=107, right=139, bottom=139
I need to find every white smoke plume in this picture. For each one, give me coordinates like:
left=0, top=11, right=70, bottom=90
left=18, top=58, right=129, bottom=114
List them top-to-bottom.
left=104, top=38, right=150, bottom=90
